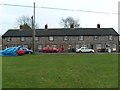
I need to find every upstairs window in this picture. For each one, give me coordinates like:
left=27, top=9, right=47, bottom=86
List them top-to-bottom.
left=49, top=36, right=54, bottom=41
left=64, top=36, right=68, bottom=41
left=79, top=36, right=83, bottom=40
left=94, top=36, right=98, bottom=40
left=109, top=36, right=113, bottom=40
left=7, top=37, right=11, bottom=41
left=21, top=37, right=25, bottom=41
left=35, top=37, right=39, bottom=41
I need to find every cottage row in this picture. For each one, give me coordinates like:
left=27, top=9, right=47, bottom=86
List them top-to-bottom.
left=2, top=26, right=119, bottom=52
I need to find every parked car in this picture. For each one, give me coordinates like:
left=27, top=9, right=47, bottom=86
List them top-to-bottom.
left=0, top=46, right=23, bottom=56
left=42, top=47, right=59, bottom=53
left=76, top=47, right=94, bottom=53
left=22, top=48, right=33, bottom=54
left=17, top=49, right=25, bottom=56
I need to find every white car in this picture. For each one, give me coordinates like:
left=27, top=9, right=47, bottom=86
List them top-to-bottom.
left=76, top=47, right=94, bottom=53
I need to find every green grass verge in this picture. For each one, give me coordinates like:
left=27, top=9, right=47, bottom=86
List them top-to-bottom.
left=2, top=54, right=118, bottom=88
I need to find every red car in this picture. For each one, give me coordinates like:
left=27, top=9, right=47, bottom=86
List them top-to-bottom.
left=42, top=48, right=59, bottom=53
left=17, top=50, right=25, bottom=56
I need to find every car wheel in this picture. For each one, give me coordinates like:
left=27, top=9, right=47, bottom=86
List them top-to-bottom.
left=43, top=50, right=47, bottom=53
left=53, top=51, right=57, bottom=53
left=90, top=51, right=93, bottom=53
left=29, top=52, right=32, bottom=54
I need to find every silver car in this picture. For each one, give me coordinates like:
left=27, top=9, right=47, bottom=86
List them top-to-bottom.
left=76, top=47, right=94, bottom=53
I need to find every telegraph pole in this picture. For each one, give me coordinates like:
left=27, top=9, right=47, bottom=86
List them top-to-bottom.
left=32, top=2, right=35, bottom=53
left=31, top=16, right=34, bottom=53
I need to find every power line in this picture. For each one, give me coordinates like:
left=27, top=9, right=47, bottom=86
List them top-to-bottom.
left=0, top=3, right=118, bottom=15
left=40, top=6, right=118, bottom=15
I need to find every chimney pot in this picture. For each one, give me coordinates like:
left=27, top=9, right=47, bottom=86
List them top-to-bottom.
left=70, top=23, right=74, bottom=28
left=45, top=24, right=48, bottom=29
left=97, top=24, right=100, bottom=28
left=20, top=25, right=23, bottom=29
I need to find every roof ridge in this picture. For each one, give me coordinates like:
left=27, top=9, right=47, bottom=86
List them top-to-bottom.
left=7, top=28, right=114, bottom=31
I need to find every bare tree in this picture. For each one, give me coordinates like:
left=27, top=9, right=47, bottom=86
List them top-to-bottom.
left=16, top=16, right=39, bottom=29
left=60, top=16, right=80, bottom=28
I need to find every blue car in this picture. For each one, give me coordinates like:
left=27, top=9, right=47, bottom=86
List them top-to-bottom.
left=22, top=48, right=33, bottom=54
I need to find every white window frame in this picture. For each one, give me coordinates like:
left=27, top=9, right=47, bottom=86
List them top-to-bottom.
left=49, top=36, right=54, bottom=41
left=64, top=36, right=68, bottom=41
left=79, top=36, right=83, bottom=40
left=94, top=36, right=98, bottom=40
left=109, top=36, right=113, bottom=40
left=7, top=37, right=11, bottom=41
left=21, top=37, right=25, bottom=41
left=35, top=37, right=39, bottom=41
left=76, top=44, right=80, bottom=49
left=82, top=44, right=87, bottom=47
left=96, top=44, right=102, bottom=49
left=106, top=44, right=110, bottom=49
left=112, top=44, right=116, bottom=51
left=23, top=45, right=28, bottom=48
left=38, top=45, right=42, bottom=50
left=46, top=45, right=50, bottom=48
left=52, top=45, right=57, bottom=49
left=68, top=45, right=72, bottom=49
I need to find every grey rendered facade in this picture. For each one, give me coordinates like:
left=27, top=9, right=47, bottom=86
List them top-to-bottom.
left=2, top=28, right=119, bottom=52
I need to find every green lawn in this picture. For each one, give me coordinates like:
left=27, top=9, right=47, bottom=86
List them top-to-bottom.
left=2, top=54, right=118, bottom=88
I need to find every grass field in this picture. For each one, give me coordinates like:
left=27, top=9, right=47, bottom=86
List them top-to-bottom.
left=2, top=54, right=118, bottom=88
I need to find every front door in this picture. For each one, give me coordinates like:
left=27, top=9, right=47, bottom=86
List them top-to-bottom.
left=60, top=45, right=65, bottom=51
left=91, top=45, right=94, bottom=49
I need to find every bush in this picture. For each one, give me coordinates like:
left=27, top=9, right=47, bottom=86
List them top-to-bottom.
left=67, top=48, right=76, bottom=52
left=97, top=48, right=106, bottom=52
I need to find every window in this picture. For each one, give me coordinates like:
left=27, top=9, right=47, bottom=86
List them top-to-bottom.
left=49, top=36, right=54, bottom=41
left=64, top=36, right=68, bottom=41
left=79, top=36, right=83, bottom=40
left=94, top=36, right=98, bottom=40
left=109, top=36, right=113, bottom=40
left=7, top=37, right=11, bottom=41
left=21, top=37, right=25, bottom=41
left=35, top=37, right=39, bottom=41
left=76, top=44, right=80, bottom=49
left=82, top=44, right=86, bottom=47
left=96, top=44, right=102, bottom=49
left=106, top=44, right=110, bottom=48
left=112, top=44, right=116, bottom=51
left=5, top=45, right=8, bottom=49
left=23, top=45, right=28, bottom=48
left=38, top=45, right=42, bottom=50
left=46, top=45, right=50, bottom=48
left=52, top=45, right=57, bottom=49
left=68, top=45, right=72, bottom=49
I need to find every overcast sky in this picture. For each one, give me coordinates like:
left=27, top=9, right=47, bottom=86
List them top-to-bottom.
left=0, top=0, right=119, bottom=35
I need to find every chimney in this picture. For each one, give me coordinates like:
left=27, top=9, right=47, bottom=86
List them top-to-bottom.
left=70, top=23, right=74, bottom=28
left=45, top=24, right=48, bottom=29
left=97, top=24, right=100, bottom=28
left=20, top=25, right=23, bottom=31
left=20, top=25, right=23, bottom=29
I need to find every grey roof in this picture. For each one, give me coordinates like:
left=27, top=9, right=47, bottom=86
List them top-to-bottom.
left=2, top=28, right=119, bottom=37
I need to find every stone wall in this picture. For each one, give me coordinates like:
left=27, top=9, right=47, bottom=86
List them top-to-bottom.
left=2, top=36, right=119, bottom=52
